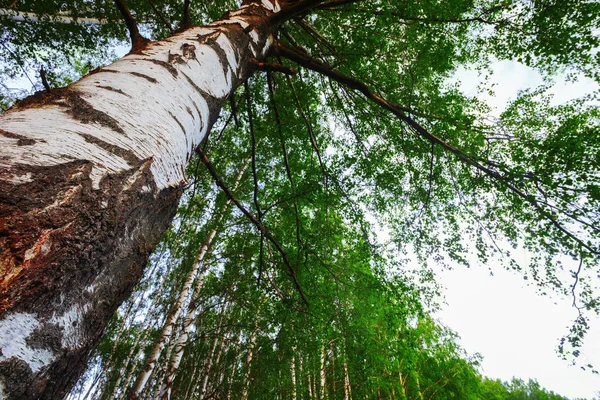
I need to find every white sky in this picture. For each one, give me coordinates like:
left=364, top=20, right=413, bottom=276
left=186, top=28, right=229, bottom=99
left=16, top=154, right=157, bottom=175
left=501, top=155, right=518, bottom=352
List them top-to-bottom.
left=435, top=61, right=600, bottom=399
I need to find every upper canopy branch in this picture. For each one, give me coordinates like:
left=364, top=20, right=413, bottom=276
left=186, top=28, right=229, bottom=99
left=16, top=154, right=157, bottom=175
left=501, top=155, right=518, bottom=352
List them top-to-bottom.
left=112, top=0, right=149, bottom=51
left=274, top=40, right=600, bottom=256
left=196, top=147, right=310, bottom=306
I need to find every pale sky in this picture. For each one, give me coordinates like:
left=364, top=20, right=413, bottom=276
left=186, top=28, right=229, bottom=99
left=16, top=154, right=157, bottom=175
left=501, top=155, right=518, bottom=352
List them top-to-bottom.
left=436, top=61, right=600, bottom=399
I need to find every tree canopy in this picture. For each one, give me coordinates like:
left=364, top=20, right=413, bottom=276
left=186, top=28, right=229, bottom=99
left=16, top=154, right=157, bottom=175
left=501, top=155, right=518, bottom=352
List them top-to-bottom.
left=1, top=0, right=599, bottom=398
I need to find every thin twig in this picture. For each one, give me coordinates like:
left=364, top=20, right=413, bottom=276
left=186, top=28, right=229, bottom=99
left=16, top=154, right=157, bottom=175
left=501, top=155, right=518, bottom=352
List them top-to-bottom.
left=147, top=0, right=173, bottom=33
left=39, top=66, right=50, bottom=92
left=267, top=72, right=303, bottom=255
left=243, top=81, right=265, bottom=286
left=197, top=147, right=309, bottom=307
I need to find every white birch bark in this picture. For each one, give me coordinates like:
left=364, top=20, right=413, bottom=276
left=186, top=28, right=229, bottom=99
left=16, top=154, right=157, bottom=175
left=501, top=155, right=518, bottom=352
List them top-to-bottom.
left=239, top=295, right=267, bottom=400
left=291, top=348, right=297, bottom=400
left=343, top=361, right=351, bottom=400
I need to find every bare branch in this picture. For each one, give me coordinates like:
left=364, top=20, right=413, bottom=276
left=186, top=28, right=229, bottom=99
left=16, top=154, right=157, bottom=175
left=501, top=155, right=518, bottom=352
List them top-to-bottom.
left=112, top=0, right=149, bottom=51
left=147, top=0, right=174, bottom=33
left=182, top=0, right=191, bottom=28
left=271, top=0, right=327, bottom=25
left=275, top=40, right=600, bottom=255
left=250, top=58, right=297, bottom=75
left=39, top=66, right=51, bottom=93
left=267, top=72, right=303, bottom=255
left=243, top=81, right=265, bottom=286
left=196, top=147, right=309, bottom=307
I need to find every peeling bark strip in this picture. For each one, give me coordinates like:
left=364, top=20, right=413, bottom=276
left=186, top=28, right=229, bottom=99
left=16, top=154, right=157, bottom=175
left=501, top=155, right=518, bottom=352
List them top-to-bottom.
left=0, top=1, right=283, bottom=399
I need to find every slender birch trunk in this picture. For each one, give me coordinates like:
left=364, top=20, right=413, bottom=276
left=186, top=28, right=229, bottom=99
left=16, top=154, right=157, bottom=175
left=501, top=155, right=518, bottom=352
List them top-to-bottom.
left=0, top=1, right=282, bottom=398
left=155, top=155, right=251, bottom=400
left=240, top=294, right=267, bottom=400
left=198, top=298, right=229, bottom=399
left=204, top=326, right=230, bottom=398
left=225, top=330, right=243, bottom=400
left=319, top=345, right=327, bottom=400
left=291, top=353, right=297, bottom=400
left=343, top=361, right=351, bottom=400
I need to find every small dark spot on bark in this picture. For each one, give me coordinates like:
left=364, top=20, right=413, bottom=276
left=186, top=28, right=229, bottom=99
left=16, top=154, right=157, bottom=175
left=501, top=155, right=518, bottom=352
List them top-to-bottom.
left=195, top=31, right=220, bottom=46
left=181, top=43, right=196, bottom=60
left=148, top=59, right=178, bottom=78
left=87, top=67, right=119, bottom=76
left=128, top=72, right=158, bottom=83
left=97, top=85, right=130, bottom=97
left=186, top=106, right=194, bottom=119
left=78, top=133, right=140, bottom=166
left=17, top=139, right=36, bottom=146
left=26, top=322, right=62, bottom=352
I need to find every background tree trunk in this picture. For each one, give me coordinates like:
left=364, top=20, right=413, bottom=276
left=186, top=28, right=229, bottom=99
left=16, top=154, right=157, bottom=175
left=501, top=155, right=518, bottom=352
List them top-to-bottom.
left=0, top=2, right=281, bottom=398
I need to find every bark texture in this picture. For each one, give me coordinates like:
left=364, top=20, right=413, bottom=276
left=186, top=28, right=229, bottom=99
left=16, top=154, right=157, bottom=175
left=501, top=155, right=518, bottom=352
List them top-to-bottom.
left=0, top=1, right=281, bottom=398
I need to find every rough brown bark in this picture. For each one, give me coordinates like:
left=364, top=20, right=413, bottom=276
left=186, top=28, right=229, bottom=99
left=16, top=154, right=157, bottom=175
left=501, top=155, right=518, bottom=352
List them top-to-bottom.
left=0, top=159, right=180, bottom=399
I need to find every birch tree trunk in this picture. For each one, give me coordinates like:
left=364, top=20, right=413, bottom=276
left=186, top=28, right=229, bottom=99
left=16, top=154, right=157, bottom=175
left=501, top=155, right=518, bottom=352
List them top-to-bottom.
left=0, top=1, right=282, bottom=398
left=154, top=155, right=251, bottom=400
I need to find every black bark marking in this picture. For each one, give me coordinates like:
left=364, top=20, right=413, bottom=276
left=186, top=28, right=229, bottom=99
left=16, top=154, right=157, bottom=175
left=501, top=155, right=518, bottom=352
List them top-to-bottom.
left=194, top=31, right=232, bottom=77
left=195, top=31, right=220, bottom=46
left=148, top=59, right=178, bottom=78
left=99, top=69, right=120, bottom=74
left=128, top=72, right=158, bottom=83
left=181, top=72, right=212, bottom=99
left=97, top=85, right=131, bottom=97
left=57, top=92, right=125, bottom=135
left=191, top=101, right=205, bottom=133
left=186, top=106, right=194, bottom=120
left=168, top=111, right=186, bottom=134
left=0, top=129, right=36, bottom=146
left=78, top=133, right=140, bottom=166
left=0, top=160, right=181, bottom=400
left=26, top=323, right=62, bottom=352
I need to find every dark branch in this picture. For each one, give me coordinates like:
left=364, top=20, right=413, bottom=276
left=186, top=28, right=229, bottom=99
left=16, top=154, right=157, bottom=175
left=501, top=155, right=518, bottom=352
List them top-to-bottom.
left=112, top=0, right=149, bottom=51
left=182, top=0, right=191, bottom=28
left=271, top=0, right=327, bottom=25
left=275, top=40, right=600, bottom=256
left=250, top=58, right=296, bottom=75
left=39, top=67, right=50, bottom=93
left=282, top=70, right=327, bottom=181
left=267, top=72, right=303, bottom=255
left=243, top=81, right=264, bottom=286
left=229, top=95, right=240, bottom=128
left=196, top=147, right=309, bottom=306
left=572, top=258, right=584, bottom=310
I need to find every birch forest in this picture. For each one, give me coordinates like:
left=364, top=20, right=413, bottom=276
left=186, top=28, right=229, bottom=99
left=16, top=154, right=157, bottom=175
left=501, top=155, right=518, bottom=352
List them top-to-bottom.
left=1, top=0, right=599, bottom=399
